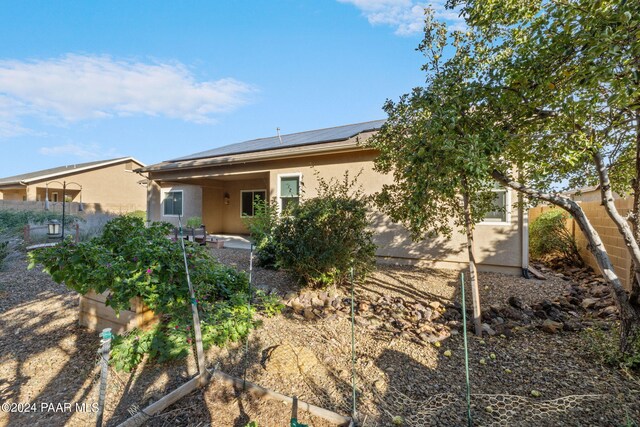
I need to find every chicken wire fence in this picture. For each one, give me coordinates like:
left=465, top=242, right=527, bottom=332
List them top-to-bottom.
left=375, top=386, right=624, bottom=427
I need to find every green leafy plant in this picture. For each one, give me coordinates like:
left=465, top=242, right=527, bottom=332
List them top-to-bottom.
left=272, top=171, right=376, bottom=288
left=243, top=198, right=280, bottom=268
left=530, top=209, right=582, bottom=265
left=0, top=210, right=81, bottom=236
left=125, top=210, right=147, bottom=220
left=29, top=216, right=271, bottom=371
left=186, top=216, right=203, bottom=228
left=0, top=240, right=8, bottom=270
left=254, top=289, right=285, bottom=318
left=584, top=325, right=640, bottom=371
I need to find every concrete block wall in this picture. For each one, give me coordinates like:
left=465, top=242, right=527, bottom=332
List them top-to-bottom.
left=529, top=198, right=633, bottom=290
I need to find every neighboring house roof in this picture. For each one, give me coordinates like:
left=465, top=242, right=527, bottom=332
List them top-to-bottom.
left=139, top=119, right=385, bottom=173
left=0, top=157, right=145, bottom=187
left=566, top=185, right=599, bottom=195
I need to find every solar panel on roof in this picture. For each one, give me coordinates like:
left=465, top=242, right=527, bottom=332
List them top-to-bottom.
left=169, top=119, right=385, bottom=162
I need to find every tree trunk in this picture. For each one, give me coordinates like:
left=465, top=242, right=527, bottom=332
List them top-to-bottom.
left=629, top=111, right=640, bottom=334
left=593, top=152, right=640, bottom=351
left=492, top=169, right=640, bottom=352
left=461, top=186, right=482, bottom=336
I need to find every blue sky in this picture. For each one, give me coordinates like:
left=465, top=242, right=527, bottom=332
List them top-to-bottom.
left=0, top=1, right=462, bottom=177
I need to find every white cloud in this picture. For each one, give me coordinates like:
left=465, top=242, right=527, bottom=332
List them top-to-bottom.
left=338, top=0, right=465, bottom=35
left=0, top=54, right=256, bottom=135
left=38, top=142, right=121, bottom=160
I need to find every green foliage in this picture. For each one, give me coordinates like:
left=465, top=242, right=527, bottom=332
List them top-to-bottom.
left=447, top=0, right=640, bottom=193
left=366, top=10, right=503, bottom=240
left=272, top=172, right=376, bottom=288
left=242, top=198, right=280, bottom=268
left=530, top=209, right=582, bottom=265
left=0, top=210, right=80, bottom=236
left=125, top=210, right=147, bottom=220
left=29, top=215, right=272, bottom=371
left=186, top=216, right=203, bottom=228
left=0, top=240, right=8, bottom=270
left=253, top=289, right=285, bottom=318
left=584, top=325, right=640, bottom=371
left=244, top=422, right=258, bottom=427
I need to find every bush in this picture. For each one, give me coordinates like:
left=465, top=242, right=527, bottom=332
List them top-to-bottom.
left=272, top=172, right=376, bottom=288
left=243, top=199, right=280, bottom=268
left=530, top=208, right=582, bottom=265
left=0, top=210, right=81, bottom=236
left=125, top=210, right=147, bottom=220
left=29, top=216, right=280, bottom=371
left=186, top=216, right=203, bottom=228
left=0, top=239, right=8, bottom=270
left=584, top=325, right=640, bottom=371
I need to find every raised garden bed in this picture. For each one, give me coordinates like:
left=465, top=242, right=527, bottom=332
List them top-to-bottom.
left=78, top=291, right=157, bottom=334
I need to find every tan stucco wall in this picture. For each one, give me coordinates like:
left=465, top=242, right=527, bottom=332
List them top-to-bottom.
left=148, top=146, right=523, bottom=272
left=263, top=150, right=522, bottom=272
left=21, top=160, right=147, bottom=213
left=148, top=181, right=202, bottom=227
left=202, top=186, right=224, bottom=232
left=0, top=189, right=26, bottom=201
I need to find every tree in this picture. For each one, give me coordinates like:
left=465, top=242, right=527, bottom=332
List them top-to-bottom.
left=444, top=0, right=640, bottom=351
left=367, top=11, right=502, bottom=335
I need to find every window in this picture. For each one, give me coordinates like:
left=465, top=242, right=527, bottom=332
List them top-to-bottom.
left=278, top=174, right=301, bottom=212
left=483, top=187, right=509, bottom=223
left=163, top=190, right=183, bottom=216
left=241, top=190, right=266, bottom=217
left=52, top=192, right=59, bottom=202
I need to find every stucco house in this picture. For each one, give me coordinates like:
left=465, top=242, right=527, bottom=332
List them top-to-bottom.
left=139, top=120, right=529, bottom=274
left=0, top=157, right=147, bottom=213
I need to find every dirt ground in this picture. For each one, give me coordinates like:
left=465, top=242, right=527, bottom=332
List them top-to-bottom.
left=1, top=249, right=639, bottom=426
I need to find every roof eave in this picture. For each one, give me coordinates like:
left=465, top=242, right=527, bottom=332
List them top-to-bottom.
left=141, top=139, right=370, bottom=174
left=16, top=157, right=145, bottom=185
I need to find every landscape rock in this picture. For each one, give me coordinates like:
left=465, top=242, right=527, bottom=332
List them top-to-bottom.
left=508, top=296, right=526, bottom=310
left=541, top=319, right=563, bottom=334
left=482, top=323, right=497, bottom=336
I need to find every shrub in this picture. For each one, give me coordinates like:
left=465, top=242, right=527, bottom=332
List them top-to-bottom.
left=272, top=172, right=376, bottom=288
left=243, top=199, right=280, bottom=268
left=530, top=208, right=582, bottom=265
left=0, top=210, right=81, bottom=236
left=125, top=210, right=147, bottom=220
left=29, top=216, right=276, bottom=371
left=186, top=216, right=203, bottom=228
left=0, top=239, right=8, bottom=270
left=584, top=325, right=640, bottom=371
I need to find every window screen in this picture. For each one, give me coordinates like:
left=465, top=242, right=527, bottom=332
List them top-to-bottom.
left=280, top=176, right=300, bottom=211
left=484, top=189, right=507, bottom=222
left=241, top=190, right=266, bottom=217
left=163, top=191, right=183, bottom=216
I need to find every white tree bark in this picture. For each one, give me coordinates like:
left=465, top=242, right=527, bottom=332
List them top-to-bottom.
left=492, top=169, right=640, bottom=350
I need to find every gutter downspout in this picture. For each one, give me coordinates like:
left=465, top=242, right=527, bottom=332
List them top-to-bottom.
left=134, top=170, right=152, bottom=226
left=520, top=191, right=531, bottom=278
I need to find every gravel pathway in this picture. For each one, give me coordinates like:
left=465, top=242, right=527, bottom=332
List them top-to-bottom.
left=1, top=248, right=639, bottom=426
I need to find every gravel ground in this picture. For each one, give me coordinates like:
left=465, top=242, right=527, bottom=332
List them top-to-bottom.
left=1, top=248, right=639, bottom=427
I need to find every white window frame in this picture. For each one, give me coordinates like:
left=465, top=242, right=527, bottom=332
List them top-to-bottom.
left=277, top=172, right=302, bottom=213
left=479, top=187, right=511, bottom=226
left=162, top=189, right=184, bottom=217
left=240, top=189, right=267, bottom=218
left=52, top=192, right=59, bottom=203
